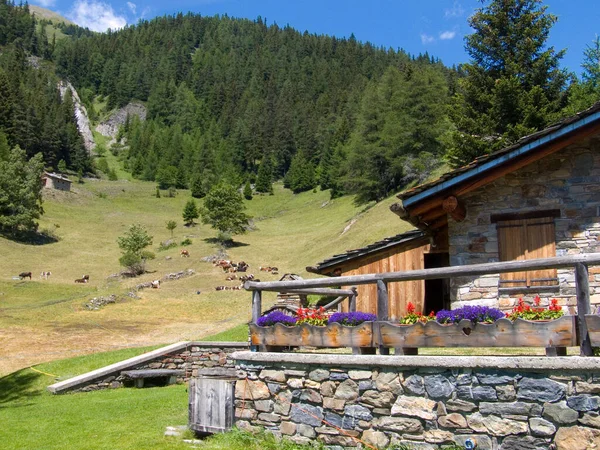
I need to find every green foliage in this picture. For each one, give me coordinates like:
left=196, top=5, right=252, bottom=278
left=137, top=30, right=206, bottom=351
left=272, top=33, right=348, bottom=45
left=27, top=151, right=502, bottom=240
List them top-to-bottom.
left=446, top=0, right=568, bottom=167
left=52, top=12, right=455, bottom=198
left=342, top=65, right=450, bottom=202
left=0, top=142, right=45, bottom=235
left=284, top=152, right=316, bottom=194
left=255, top=157, right=273, bottom=194
left=57, top=159, right=67, bottom=173
left=107, top=168, right=118, bottom=181
left=243, top=181, right=253, bottom=200
left=200, top=183, right=250, bottom=238
left=155, top=186, right=161, bottom=198
left=182, top=199, right=199, bottom=226
left=166, top=219, right=177, bottom=237
left=117, top=223, right=154, bottom=274
left=180, top=238, right=192, bottom=246
left=157, top=241, right=178, bottom=252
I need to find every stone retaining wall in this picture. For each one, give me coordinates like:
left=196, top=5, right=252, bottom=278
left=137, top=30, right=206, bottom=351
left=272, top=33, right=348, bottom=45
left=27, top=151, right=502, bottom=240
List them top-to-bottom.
left=49, top=341, right=248, bottom=394
left=232, top=352, right=600, bottom=450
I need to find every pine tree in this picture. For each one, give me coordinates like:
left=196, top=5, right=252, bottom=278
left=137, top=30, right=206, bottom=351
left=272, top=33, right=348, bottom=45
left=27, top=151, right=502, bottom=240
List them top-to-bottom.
left=446, top=0, right=568, bottom=167
left=0, top=142, right=45, bottom=235
left=255, top=156, right=273, bottom=194
left=243, top=181, right=253, bottom=200
left=182, top=199, right=199, bottom=226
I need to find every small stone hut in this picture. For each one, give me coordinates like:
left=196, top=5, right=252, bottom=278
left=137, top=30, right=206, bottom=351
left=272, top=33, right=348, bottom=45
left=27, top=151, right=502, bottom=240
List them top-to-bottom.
left=42, top=172, right=72, bottom=192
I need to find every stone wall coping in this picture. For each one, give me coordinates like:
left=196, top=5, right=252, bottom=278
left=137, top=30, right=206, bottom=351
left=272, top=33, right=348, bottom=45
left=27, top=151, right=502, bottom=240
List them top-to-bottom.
left=47, top=340, right=248, bottom=394
left=232, top=351, right=600, bottom=371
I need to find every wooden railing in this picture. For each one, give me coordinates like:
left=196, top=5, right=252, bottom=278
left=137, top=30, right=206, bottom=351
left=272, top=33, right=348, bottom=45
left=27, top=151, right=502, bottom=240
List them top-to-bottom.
left=244, top=253, right=600, bottom=356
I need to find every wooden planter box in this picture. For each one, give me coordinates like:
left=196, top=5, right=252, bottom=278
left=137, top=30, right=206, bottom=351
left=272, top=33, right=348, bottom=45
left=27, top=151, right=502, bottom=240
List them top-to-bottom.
left=584, top=314, right=600, bottom=347
left=379, top=316, right=577, bottom=350
left=249, top=322, right=374, bottom=348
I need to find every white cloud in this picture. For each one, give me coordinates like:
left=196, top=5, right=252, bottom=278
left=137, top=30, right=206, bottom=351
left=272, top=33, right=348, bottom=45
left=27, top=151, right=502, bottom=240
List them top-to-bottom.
left=32, top=0, right=56, bottom=7
left=67, top=0, right=127, bottom=32
left=126, top=1, right=136, bottom=14
left=445, top=1, right=464, bottom=18
left=439, top=30, right=456, bottom=40
left=420, top=33, right=435, bottom=45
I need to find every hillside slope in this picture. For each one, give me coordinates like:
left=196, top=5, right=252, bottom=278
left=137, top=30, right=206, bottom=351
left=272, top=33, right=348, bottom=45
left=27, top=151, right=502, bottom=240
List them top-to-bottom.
left=0, top=179, right=409, bottom=375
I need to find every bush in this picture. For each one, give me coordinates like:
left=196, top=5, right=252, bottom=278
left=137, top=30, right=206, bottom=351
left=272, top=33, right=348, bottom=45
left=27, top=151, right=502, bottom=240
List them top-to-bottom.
left=181, top=238, right=192, bottom=246
left=157, top=241, right=178, bottom=252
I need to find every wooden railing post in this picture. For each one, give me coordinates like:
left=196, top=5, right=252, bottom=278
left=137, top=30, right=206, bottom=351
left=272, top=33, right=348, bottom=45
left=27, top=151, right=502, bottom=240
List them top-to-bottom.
left=575, top=263, right=593, bottom=356
left=377, top=280, right=390, bottom=355
left=349, top=287, right=358, bottom=312
left=251, top=290, right=262, bottom=352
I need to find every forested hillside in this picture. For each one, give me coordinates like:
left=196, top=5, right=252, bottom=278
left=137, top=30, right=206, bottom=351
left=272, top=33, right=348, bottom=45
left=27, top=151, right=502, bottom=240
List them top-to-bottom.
left=0, top=1, right=91, bottom=172
left=54, top=13, right=456, bottom=201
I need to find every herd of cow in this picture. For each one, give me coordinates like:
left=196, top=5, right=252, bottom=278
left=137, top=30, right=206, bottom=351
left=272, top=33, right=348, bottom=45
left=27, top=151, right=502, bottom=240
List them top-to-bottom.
left=16, top=253, right=279, bottom=294
left=17, top=271, right=89, bottom=283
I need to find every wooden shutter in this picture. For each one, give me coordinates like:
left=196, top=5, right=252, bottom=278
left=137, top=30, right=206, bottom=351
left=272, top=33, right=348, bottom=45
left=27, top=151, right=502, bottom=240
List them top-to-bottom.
left=497, top=217, right=557, bottom=288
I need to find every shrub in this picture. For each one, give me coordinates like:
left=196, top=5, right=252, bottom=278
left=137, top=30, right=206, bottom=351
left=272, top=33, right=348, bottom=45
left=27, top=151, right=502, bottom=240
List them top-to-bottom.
left=181, top=238, right=192, bottom=246
left=157, top=241, right=177, bottom=252
left=436, top=305, right=505, bottom=324
left=257, top=311, right=297, bottom=327
left=329, top=311, right=376, bottom=326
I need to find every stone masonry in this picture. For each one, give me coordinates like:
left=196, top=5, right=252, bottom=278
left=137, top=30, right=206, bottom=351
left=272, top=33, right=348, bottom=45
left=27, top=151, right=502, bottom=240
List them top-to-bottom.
left=449, top=135, right=600, bottom=311
left=61, top=342, right=247, bottom=393
left=232, top=352, right=600, bottom=450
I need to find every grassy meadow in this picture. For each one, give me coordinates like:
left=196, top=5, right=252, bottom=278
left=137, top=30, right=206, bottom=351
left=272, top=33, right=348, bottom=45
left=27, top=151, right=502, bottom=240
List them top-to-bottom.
left=0, top=177, right=407, bottom=375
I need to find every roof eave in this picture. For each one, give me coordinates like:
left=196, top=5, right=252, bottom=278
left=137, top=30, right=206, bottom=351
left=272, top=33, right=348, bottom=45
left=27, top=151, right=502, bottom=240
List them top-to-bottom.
left=402, top=109, right=600, bottom=209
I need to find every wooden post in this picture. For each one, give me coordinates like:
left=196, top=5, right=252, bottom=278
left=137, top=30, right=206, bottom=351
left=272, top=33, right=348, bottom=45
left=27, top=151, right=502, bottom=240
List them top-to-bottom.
left=575, top=263, right=593, bottom=356
left=377, top=280, right=390, bottom=355
left=349, top=287, right=357, bottom=312
left=251, top=290, right=262, bottom=352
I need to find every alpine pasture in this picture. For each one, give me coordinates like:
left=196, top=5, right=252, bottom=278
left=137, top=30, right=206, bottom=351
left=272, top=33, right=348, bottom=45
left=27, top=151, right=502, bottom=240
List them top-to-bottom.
left=0, top=178, right=406, bottom=376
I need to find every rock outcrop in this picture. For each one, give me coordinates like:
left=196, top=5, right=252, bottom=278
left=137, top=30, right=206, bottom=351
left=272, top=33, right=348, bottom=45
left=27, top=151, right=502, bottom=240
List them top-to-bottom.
left=58, top=81, right=95, bottom=152
left=96, top=102, right=147, bottom=139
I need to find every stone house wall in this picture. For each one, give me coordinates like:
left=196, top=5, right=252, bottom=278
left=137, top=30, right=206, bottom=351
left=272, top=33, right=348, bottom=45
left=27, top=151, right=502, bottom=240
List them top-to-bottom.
left=449, top=135, right=600, bottom=311
left=232, top=352, right=600, bottom=450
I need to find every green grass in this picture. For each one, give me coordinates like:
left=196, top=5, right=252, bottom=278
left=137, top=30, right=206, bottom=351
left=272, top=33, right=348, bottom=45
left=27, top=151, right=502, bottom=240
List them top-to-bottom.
left=0, top=174, right=406, bottom=375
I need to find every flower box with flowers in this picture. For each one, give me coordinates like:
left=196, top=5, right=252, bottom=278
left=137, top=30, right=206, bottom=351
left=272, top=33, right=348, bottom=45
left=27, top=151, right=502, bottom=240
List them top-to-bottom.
left=379, top=301, right=575, bottom=349
left=249, top=308, right=376, bottom=348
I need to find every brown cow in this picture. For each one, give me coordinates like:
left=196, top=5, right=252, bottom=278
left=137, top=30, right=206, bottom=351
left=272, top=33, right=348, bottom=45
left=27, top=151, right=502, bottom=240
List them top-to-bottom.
left=180, top=249, right=190, bottom=257
left=19, top=272, right=32, bottom=280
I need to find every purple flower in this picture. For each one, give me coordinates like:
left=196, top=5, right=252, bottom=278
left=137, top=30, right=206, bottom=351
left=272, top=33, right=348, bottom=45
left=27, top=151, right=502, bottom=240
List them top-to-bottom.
left=436, top=305, right=504, bottom=324
left=257, top=311, right=297, bottom=327
left=329, top=311, right=376, bottom=326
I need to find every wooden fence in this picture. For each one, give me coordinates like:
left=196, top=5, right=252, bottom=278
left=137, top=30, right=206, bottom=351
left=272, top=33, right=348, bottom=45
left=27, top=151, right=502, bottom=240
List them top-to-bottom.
left=245, top=253, right=600, bottom=356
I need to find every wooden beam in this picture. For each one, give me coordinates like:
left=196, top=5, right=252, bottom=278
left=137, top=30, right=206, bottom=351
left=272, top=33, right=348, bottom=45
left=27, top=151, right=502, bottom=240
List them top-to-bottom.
left=403, top=121, right=600, bottom=219
left=442, top=196, right=466, bottom=222
left=244, top=254, right=600, bottom=290
left=575, top=263, right=594, bottom=356
left=377, top=280, right=390, bottom=355
left=278, top=288, right=354, bottom=296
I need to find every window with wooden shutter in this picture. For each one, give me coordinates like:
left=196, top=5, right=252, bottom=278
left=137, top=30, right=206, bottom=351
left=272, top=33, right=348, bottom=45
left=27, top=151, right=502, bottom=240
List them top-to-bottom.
left=495, top=214, right=558, bottom=289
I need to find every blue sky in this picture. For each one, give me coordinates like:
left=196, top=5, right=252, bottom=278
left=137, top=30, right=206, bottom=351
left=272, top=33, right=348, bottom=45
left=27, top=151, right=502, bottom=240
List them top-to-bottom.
left=33, top=0, right=599, bottom=76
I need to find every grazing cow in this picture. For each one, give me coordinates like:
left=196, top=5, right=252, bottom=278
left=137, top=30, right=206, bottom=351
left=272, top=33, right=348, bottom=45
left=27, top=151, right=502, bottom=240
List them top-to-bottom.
left=180, top=249, right=190, bottom=257
left=237, top=261, right=249, bottom=272
left=259, top=266, right=279, bottom=273
left=40, top=271, right=51, bottom=280
left=19, top=272, right=32, bottom=280
left=226, top=274, right=237, bottom=281
left=239, top=274, right=254, bottom=282
left=82, top=275, right=90, bottom=281
left=74, top=277, right=88, bottom=283
left=151, top=280, right=160, bottom=289
left=215, top=286, right=226, bottom=291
